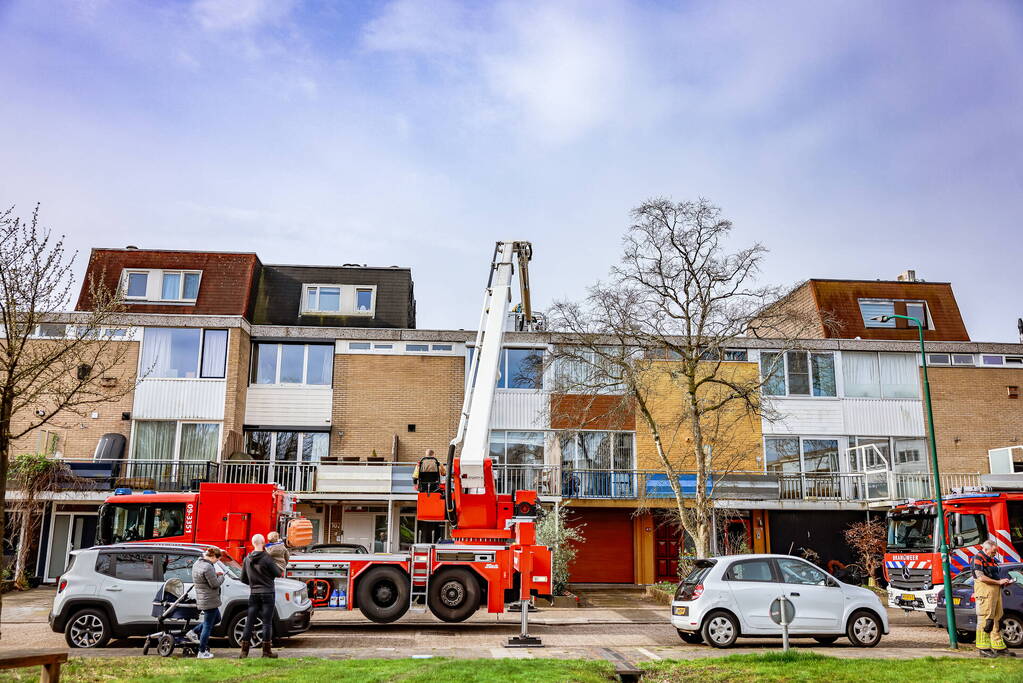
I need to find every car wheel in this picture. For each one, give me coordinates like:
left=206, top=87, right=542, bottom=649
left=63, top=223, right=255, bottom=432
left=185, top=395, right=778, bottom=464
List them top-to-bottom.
left=357, top=565, right=411, bottom=624
left=428, top=568, right=481, bottom=623
left=64, top=608, right=111, bottom=649
left=847, top=610, right=882, bottom=647
left=227, top=611, right=266, bottom=648
left=701, top=611, right=739, bottom=648
left=1001, top=613, right=1023, bottom=648
left=677, top=629, right=704, bottom=644
left=813, top=636, right=839, bottom=645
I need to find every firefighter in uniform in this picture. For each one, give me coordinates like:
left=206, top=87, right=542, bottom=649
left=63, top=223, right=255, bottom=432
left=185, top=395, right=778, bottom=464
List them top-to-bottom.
left=412, top=449, right=446, bottom=494
left=972, top=538, right=1015, bottom=657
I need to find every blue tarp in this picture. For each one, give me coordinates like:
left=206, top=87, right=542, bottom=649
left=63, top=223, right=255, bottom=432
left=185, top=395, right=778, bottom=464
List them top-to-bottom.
left=644, top=473, right=713, bottom=498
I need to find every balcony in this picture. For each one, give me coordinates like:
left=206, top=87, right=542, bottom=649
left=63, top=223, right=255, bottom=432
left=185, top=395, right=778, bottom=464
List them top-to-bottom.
left=5, top=459, right=221, bottom=494
left=11, top=459, right=983, bottom=505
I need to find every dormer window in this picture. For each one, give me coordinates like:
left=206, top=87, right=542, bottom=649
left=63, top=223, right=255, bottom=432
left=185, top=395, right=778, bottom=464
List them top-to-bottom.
left=121, top=269, right=201, bottom=303
left=301, top=284, right=376, bottom=316
left=859, top=298, right=931, bottom=329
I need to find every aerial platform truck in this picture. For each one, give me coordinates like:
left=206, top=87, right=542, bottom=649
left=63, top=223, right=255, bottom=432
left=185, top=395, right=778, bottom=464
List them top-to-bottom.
left=97, top=241, right=553, bottom=646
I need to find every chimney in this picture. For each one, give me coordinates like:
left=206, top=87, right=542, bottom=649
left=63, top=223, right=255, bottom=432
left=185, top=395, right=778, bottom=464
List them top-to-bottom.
left=897, top=269, right=917, bottom=282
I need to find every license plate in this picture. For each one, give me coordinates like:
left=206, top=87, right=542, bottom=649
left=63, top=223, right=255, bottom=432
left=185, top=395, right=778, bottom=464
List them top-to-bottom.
left=901, top=594, right=915, bottom=602
left=953, top=597, right=961, bottom=605
left=673, top=606, right=688, bottom=616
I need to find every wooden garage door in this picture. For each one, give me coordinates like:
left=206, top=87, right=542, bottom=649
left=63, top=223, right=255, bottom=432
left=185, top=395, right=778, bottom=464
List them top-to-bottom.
left=567, top=508, right=634, bottom=583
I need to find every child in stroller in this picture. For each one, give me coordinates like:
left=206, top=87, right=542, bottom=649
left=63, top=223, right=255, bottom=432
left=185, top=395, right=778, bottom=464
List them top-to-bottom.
left=143, top=578, right=201, bottom=657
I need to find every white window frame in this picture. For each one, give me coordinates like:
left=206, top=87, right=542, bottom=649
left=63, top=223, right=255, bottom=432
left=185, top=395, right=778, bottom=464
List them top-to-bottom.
left=120, top=269, right=202, bottom=303
left=123, top=270, right=150, bottom=300
left=159, top=270, right=202, bottom=302
left=301, top=284, right=377, bottom=316
left=858, top=298, right=934, bottom=330
left=138, top=328, right=228, bottom=380
left=250, top=342, right=333, bottom=386
left=760, top=350, right=837, bottom=398
left=130, top=420, right=223, bottom=473
left=242, top=430, right=328, bottom=465
left=763, top=435, right=844, bottom=474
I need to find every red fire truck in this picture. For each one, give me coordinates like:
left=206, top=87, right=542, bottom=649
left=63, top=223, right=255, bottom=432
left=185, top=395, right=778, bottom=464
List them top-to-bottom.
left=96, top=241, right=552, bottom=644
left=884, top=474, right=1023, bottom=617
left=97, top=483, right=297, bottom=561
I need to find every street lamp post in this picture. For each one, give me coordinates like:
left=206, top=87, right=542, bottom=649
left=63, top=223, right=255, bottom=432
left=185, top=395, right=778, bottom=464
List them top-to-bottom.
left=875, top=313, right=957, bottom=649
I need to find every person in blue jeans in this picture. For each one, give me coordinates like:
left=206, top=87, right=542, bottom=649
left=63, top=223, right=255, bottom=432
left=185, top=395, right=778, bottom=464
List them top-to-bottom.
left=239, top=533, right=283, bottom=659
left=186, top=547, right=225, bottom=659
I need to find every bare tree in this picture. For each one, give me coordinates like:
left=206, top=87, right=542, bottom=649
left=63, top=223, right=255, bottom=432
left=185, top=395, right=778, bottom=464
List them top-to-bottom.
left=546, top=198, right=814, bottom=558
left=0, top=205, right=132, bottom=636
left=844, top=518, right=886, bottom=587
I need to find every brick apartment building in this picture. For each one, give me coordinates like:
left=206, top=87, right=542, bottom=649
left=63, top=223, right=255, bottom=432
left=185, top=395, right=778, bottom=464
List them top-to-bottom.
left=6, top=254, right=1023, bottom=586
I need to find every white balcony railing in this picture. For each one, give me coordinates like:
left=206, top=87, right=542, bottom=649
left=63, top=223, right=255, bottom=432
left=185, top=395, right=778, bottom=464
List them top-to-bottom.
left=16, top=459, right=984, bottom=504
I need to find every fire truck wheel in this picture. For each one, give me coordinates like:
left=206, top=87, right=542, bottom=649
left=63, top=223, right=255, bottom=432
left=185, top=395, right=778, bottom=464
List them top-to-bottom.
left=357, top=565, right=411, bottom=623
left=428, top=568, right=481, bottom=623
left=956, top=630, right=975, bottom=644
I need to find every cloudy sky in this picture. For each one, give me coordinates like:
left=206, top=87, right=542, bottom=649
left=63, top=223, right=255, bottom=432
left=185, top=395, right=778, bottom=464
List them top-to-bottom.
left=1, top=0, right=1020, bottom=340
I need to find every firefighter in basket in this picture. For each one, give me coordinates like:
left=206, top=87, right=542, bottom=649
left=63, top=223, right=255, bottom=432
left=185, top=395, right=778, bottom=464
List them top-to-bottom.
left=972, top=538, right=1016, bottom=658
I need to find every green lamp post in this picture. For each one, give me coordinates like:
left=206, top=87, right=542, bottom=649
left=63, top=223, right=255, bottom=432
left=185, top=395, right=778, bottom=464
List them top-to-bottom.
left=874, top=313, right=957, bottom=649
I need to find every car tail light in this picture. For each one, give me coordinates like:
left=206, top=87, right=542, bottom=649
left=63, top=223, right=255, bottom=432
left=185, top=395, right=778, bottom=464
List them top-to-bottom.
left=58, top=578, right=68, bottom=593
left=692, top=584, right=704, bottom=599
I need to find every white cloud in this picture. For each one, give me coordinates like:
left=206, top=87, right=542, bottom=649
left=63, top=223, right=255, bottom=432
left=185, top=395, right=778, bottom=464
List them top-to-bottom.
left=192, top=0, right=295, bottom=32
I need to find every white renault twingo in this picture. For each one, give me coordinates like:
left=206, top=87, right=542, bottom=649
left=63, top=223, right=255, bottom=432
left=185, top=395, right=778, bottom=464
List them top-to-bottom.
left=670, top=554, right=888, bottom=648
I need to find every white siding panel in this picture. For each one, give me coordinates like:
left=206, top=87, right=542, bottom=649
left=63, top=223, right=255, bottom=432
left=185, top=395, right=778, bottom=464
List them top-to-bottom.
left=133, top=379, right=225, bottom=420
left=244, top=386, right=332, bottom=426
left=490, top=392, right=548, bottom=430
left=762, top=398, right=844, bottom=435
left=843, top=398, right=925, bottom=436
left=316, top=465, right=390, bottom=493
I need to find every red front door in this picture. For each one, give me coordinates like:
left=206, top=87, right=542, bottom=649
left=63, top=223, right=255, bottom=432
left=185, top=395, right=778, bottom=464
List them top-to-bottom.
left=654, top=515, right=686, bottom=583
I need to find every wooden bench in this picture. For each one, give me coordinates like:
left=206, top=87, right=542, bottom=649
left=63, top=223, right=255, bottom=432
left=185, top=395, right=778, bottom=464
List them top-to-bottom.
left=0, top=650, right=68, bottom=683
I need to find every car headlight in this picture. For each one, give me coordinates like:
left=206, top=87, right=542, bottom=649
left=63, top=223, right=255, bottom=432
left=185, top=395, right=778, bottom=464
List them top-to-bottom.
left=294, top=587, right=307, bottom=604
left=925, top=593, right=937, bottom=604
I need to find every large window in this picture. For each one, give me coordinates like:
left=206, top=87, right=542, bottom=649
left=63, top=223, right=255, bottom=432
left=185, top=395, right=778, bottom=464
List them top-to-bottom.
left=122, top=269, right=201, bottom=302
left=302, top=284, right=377, bottom=316
left=859, top=299, right=931, bottom=328
left=140, top=328, right=228, bottom=379
left=250, top=343, right=333, bottom=385
left=468, top=347, right=544, bottom=389
left=760, top=351, right=836, bottom=397
left=842, top=352, right=919, bottom=398
left=133, top=421, right=220, bottom=464
left=242, top=431, right=327, bottom=490
left=765, top=436, right=839, bottom=474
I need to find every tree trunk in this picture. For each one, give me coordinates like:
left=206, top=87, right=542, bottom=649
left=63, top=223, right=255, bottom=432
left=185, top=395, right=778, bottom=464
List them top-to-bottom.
left=1, top=393, right=12, bottom=640
left=14, top=510, right=30, bottom=590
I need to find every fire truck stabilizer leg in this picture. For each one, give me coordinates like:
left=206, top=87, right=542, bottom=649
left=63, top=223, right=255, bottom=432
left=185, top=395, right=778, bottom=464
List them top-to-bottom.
left=506, top=599, right=543, bottom=648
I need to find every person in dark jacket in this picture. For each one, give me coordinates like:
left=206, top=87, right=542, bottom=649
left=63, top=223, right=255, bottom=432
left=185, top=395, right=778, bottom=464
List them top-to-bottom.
left=239, top=533, right=282, bottom=659
left=186, top=547, right=225, bottom=659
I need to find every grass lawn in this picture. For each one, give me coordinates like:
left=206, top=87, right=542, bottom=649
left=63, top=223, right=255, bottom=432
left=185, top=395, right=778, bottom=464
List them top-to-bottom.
left=4, top=652, right=1020, bottom=682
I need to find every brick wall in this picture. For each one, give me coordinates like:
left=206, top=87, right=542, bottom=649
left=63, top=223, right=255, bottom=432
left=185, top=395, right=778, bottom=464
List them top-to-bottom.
left=749, top=281, right=826, bottom=339
left=222, top=328, right=251, bottom=457
left=9, top=341, right=139, bottom=459
left=332, top=354, right=464, bottom=462
left=634, top=361, right=763, bottom=471
left=927, top=367, right=1023, bottom=473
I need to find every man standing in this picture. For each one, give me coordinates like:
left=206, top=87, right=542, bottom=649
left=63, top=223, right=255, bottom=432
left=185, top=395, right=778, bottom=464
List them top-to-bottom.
left=266, top=531, right=290, bottom=573
left=239, top=533, right=282, bottom=659
left=972, top=538, right=1015, bottom=658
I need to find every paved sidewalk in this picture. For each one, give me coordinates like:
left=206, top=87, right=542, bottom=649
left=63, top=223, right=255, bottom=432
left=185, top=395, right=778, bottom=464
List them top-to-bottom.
left=0, top=586, right=976, bottom=662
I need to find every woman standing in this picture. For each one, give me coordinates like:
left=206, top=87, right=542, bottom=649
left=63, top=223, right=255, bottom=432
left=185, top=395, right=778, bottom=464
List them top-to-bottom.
left=187, top=547, right=225, bottom=659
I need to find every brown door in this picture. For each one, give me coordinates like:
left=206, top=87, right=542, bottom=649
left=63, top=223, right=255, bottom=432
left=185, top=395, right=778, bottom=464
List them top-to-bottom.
left=568, top=508, right=634, bottom=583
left=654, top=517, right=682, bottom=583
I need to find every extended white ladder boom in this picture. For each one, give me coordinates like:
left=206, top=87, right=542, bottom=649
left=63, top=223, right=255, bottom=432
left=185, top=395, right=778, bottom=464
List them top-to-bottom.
left=451, top=241, right=535, bottom=490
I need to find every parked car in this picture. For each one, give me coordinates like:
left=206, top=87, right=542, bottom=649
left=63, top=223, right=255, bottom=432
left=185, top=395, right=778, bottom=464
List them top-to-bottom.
left=49, top=543, right=312, bottom=649
left=304, top=543, right=368, bottom=554
left=670, top=554, right=889, bottom=648
left=934, top=561, right=1023, bottom=647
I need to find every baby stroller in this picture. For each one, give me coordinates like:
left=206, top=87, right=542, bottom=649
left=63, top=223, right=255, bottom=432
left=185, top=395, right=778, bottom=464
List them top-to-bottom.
left=142, top=578, right=201, bottom=657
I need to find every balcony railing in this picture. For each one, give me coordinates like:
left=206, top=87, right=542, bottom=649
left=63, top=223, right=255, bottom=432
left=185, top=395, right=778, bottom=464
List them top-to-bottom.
left=12, top=458, right=984, bottom=504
